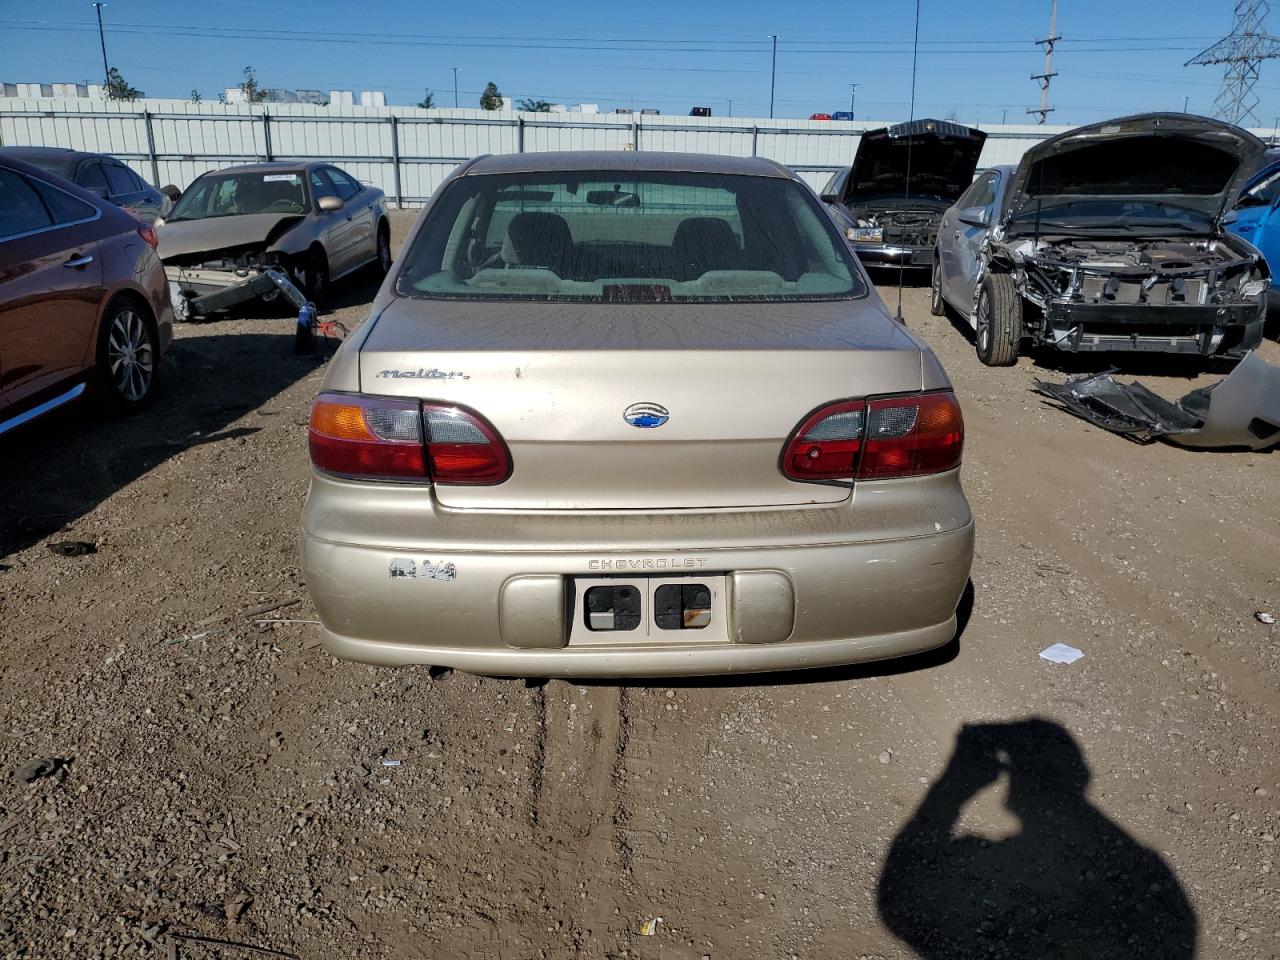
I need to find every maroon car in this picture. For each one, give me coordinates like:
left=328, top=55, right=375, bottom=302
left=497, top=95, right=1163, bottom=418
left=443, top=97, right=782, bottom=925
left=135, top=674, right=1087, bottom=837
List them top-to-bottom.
left=0, top=155, right=173, bottom=437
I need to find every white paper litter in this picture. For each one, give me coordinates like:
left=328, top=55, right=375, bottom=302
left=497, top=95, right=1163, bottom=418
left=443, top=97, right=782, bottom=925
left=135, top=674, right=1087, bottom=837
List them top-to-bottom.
left=1256, top=612, right=1276, bottom=625
left=1039, top=643, right=1084, bottom=665
left=380, top=759, right=402, bottom=767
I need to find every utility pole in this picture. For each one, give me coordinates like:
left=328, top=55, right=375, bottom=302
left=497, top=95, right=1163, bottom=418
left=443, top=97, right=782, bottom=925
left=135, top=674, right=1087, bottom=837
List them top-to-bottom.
left=1027, top=0, right=1059, bottom=124
left=1187, top=0, right=1280, bottom=126
left=92, top=2, right=109, bottom=87
left=768, top=35, right=778, bottom=119
left=452, top=67, right=459, bottom=108
left=848, top=82, right=858, bottom=117
left=1184, top=95, right=1191, bottom=112
left=726, top=97, right=734, bottom=116
left=1002, top=107, right=1008, bottom=124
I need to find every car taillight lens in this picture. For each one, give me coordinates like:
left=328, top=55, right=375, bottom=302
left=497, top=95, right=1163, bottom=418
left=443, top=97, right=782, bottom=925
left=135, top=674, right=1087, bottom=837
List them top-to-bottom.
left=137, top=225, right=159, bottom=248
left=781, top=391, right=963, bottom=482
left=307, top=393, right=511, bottom=485
left=309, top=393, right=426, bottom=481
left=422, top=402, right=511, bottom=484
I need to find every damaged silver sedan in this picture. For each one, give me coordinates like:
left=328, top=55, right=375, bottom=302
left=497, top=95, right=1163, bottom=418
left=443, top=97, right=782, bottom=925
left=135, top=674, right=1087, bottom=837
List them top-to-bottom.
left=933, top=114, right=1270, bottom=366
left=157, top=162, right=390, bottom=319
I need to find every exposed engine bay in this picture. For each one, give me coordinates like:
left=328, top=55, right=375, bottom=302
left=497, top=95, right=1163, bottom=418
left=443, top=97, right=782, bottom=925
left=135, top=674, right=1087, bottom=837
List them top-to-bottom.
left=851, top=202, right=947, bottom=250
left=996, top=234, right=1268, bottom=357
left=1010, top=236, right=1263, bottom=307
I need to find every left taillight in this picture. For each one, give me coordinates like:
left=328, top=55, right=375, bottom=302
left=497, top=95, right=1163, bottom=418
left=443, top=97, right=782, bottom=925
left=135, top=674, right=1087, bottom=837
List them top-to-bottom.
left=137, top=224, right=159, bottom=248
left=781, top=391, right=964, bottom=482
left=307, top=393, right=512, bottom=485
left=308, top=393, right=427, bottom=482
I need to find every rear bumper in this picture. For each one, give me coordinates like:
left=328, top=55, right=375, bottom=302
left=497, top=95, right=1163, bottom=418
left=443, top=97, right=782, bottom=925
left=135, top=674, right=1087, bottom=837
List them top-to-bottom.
left=1036, top=299, right=1266, bottom=356
left=299, top=472, right=974, bottom=678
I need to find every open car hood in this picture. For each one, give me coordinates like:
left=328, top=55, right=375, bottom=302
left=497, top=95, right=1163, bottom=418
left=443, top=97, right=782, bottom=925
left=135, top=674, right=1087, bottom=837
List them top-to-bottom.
left=1002, top=113, right=1265, bottom=234
left=842, top=119, right=987, bottom=205
left=157, top=213, right=304, bottom=261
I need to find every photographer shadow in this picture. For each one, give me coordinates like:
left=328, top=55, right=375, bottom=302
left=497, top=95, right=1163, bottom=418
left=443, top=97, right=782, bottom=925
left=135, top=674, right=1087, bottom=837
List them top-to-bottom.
left=877, top=718, right=1197, bottom=959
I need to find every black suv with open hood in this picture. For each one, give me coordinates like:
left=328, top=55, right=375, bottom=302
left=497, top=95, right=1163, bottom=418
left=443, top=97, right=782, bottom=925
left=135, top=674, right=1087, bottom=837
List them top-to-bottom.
left=934, top=112, right=1270, bottom=366
left=821, top=118, right=987, bottom=270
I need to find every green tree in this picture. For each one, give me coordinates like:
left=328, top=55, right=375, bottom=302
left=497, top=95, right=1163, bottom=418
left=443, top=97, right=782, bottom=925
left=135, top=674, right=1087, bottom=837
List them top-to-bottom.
left=239, top=66, right=268, bottom=104
left=104, top=67, right=140, bottom=101
left=479, top=82, right=504, bottom=111
left=190, top=89, right=202, bottom=104
left=417, top=89, right=435, bottom=109
left=517, top=97, right=553, bottom=112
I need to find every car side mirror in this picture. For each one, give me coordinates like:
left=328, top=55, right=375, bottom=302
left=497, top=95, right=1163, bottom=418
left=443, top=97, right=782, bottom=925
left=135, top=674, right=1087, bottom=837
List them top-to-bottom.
left=83, top=184, right=109, bottom=199
left=161, top=185, right=182, bottom=202
left=820, top=194, right=838, bottom=204
left=317, top=195, right=344, bottom=212
left=957, top=206, right=990, bottom=228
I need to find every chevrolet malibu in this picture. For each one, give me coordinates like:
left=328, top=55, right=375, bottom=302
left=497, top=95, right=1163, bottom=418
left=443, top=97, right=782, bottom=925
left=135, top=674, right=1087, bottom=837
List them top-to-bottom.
left=300, top=152, right=973, bottom=677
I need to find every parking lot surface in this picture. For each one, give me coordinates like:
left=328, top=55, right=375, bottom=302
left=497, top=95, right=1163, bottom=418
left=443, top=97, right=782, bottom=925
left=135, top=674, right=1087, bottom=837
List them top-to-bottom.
left=1, top=211, right=1277, bottom=959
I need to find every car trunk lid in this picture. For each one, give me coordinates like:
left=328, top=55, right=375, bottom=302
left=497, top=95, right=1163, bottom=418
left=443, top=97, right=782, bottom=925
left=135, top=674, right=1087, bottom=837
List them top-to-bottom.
left=358, top=296, right=925, bottom=510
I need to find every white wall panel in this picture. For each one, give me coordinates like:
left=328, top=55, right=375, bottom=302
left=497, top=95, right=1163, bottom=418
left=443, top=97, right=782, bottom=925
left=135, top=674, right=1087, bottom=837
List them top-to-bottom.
left=4, top=99, right=1272, bottom=208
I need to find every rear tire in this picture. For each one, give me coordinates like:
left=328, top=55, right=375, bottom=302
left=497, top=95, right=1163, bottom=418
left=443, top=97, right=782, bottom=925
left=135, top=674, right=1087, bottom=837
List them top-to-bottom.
left=375, top=221, right=392, bottom=276
left=930, top=256, right=946, bottom=316
left=975, top=273, right=1021, bottom=367
left=96, top=296, right=158, bottom=412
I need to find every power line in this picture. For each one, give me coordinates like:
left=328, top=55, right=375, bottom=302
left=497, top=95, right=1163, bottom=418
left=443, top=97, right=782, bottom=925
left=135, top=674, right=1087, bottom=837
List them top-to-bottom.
left=1186, top=0, right=1280, bottom=124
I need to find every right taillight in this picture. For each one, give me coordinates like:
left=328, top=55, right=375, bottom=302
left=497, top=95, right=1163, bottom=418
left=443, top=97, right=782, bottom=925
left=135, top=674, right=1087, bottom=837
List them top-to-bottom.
left=781, top=391, right=963, bottom=482
left=308, top=392, right=511, bottom=485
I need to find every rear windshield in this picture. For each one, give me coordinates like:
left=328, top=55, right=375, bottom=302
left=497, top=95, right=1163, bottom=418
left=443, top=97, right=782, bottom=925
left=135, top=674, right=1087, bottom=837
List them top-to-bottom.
left=395, top=170, right=866, bottom=303
left=168, top=171, right=309, bottom=221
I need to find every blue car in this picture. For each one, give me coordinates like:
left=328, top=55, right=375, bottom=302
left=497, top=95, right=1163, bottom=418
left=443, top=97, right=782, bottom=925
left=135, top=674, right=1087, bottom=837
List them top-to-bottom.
left=1228, top=158, right=1280, bottom=306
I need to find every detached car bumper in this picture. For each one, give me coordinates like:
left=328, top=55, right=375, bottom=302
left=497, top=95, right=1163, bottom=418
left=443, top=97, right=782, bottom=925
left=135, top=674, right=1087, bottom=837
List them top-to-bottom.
left=164, top=266, right=306, bottom=318
left=1038, top=299, right=1266, bottom=357
left=299, top=472, right=974, bottom=678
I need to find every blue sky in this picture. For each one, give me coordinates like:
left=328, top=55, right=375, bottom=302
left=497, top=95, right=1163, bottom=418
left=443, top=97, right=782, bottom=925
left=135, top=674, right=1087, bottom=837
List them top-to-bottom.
left=2, top=0, right=1279, bottom=125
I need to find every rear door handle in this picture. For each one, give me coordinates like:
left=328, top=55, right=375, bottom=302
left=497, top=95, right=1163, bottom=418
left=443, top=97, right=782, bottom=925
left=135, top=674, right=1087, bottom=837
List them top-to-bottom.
left=63, top=254, right=94, bottom=269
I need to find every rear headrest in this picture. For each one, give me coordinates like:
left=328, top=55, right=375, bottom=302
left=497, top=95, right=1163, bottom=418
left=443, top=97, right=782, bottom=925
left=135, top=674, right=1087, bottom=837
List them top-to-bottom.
left=501, top=212, right=573, bottom=274
left=670, top=217, right=741, bottom=280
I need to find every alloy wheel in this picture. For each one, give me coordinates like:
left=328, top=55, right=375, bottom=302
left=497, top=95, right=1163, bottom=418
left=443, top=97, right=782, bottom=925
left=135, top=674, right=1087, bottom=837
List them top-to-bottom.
left=976, top=290, right=992, bottom=351
left=107, top=309, right=154, bottom=403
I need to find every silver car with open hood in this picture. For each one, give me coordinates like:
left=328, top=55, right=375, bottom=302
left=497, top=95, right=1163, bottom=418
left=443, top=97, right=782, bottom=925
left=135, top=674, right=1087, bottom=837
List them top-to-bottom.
left=932, top=113, right=1269, bottom=366
left=300, top=151, right=973, bottom=678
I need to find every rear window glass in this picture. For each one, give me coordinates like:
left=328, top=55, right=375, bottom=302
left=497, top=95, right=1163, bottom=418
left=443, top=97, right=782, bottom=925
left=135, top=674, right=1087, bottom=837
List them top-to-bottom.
left=105, top=162, right=137, bottom=196
left=0, top=168, right=53, bottom=239
left=396, top=170, right=866, bottom=303
left=31, top=178, right=97, bottom=223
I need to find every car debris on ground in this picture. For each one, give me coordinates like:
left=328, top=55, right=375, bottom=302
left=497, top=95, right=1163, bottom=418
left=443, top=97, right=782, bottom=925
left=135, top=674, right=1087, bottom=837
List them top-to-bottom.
left=1032, top=350, right=1280, bottom=450
left=1039, top=643, right=1085, bottom=664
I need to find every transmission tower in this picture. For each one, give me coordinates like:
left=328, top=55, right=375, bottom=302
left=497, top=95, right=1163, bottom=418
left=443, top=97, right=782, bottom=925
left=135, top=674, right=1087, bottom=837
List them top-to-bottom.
left=1028, top=0, right=1060, bottom=124
left=1187, top=0, right=1280, bottom=126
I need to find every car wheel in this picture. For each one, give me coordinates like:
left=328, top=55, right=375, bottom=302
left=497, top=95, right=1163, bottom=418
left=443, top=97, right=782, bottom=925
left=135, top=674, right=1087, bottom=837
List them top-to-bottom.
left=375, top=222, right=392, bottom=276
left=303, top=248, right=330, bottom=309
left=930, top=257, right=946, bottom=316
left=975, top=273, right=1021, bottom=367
left=97, top=298, right=158, bottom=410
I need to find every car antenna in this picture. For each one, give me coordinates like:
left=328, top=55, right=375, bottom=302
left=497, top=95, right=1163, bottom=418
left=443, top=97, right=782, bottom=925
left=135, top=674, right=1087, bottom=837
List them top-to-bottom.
left=894, top=0, right=922, bottom=324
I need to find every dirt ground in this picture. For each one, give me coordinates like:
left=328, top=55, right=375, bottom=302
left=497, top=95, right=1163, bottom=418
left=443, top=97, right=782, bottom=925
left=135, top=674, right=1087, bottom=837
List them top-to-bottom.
left=1, top=209, right=1277, bottom=960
